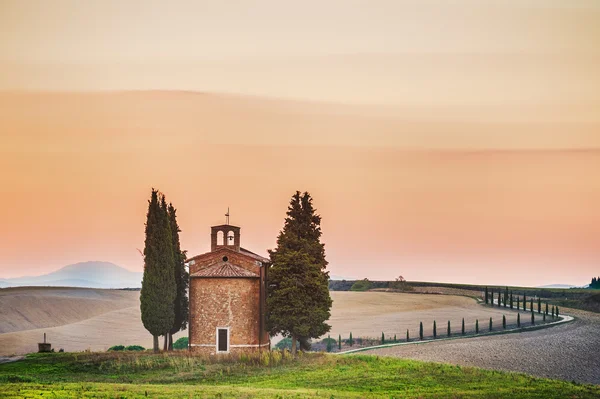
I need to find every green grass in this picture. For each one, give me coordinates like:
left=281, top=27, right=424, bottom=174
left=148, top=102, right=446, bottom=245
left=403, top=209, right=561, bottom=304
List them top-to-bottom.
left=1, top=351, right=599, bottom=398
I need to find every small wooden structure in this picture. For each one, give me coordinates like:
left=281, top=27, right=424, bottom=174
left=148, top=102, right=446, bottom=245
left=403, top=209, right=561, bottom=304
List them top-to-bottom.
left=38, top=333, right=52, bottom=353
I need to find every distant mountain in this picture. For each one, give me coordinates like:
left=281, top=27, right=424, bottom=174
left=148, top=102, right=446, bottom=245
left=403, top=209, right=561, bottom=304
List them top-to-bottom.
left=0, top=261, right=142, bottom=289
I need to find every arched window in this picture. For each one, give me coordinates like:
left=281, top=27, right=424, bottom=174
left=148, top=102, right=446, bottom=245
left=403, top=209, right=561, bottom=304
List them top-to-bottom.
left=217, top=230, right=224, bottom=245
left=227, top=231, right=235, bottom=244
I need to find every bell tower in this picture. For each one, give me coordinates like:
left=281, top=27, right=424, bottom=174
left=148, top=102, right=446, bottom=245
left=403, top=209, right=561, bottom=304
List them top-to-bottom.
left=211, top=224, right=241, bottom=252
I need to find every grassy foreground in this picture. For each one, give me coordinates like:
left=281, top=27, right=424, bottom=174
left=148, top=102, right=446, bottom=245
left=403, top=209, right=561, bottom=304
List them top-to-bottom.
left=1, top=351, right=599, bottom=398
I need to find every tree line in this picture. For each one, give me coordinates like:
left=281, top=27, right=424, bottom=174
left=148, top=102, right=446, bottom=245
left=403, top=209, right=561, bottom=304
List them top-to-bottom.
left=590, top=277, right=600, bottom=289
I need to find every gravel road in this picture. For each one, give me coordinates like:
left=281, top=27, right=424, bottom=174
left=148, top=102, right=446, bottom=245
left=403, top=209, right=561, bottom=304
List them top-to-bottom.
left=362, top=307, right=600, bottom=385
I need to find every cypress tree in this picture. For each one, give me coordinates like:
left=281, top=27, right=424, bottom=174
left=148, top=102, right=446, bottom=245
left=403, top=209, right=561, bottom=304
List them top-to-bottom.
left=140, top=189, right=177, bottom=353
left=267, top=191, right=332, bottom=355
left=167, top=203, right=189, bottom=351
left=485, top=287, right=489, bottom=304
left=504, top=287, right=509, bottom=308
left=491, top=289, right=494, bottom=305
left=498, top=292, right=501, bottom=307
left=510, top=293, right=513, bottom=309
left=523, top=294, right=527, bottom=310
left=517, top=296, right=520, bottom=309
left=537, top=297, right=541, bottom=314
left=530, top=298, right=534, bottom=313
left=545, top=302, right=549, bottom=315
left=552, top=305, right=555, bottom=318
left=556, top=306, right=559, bottom=318
left=531, top=312, right=535, bottom=325
left=543, top=312, right=546, bottom=322
left=517, top=313, right=521, bottom=327
left=503, top=315, right=506, bottom=329
left=489, top=317, right=493, bottom=332
left=462, top=318, right=465, bottom=335
left=475, top=319, right=479, bottom=334
left=447, top=320, right=451, bottom=337
left=433, top=321, right=437, bottom=338
left=419, top=322, right=423, bottom=340
left=406, top=329, right=410, bottom=342
left=349, top=332, right=353, bottom=346
left=381, top=332, right=385, bottom=344
left=338, top=334, right=342, bottom=350
left=394, top=334, right=397, bottom=343
left=326, top=335, right=332, bottom=352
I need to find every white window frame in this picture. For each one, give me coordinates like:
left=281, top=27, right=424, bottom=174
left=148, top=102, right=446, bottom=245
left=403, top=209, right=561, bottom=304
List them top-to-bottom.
left=216, top=327, right=230, bottom=354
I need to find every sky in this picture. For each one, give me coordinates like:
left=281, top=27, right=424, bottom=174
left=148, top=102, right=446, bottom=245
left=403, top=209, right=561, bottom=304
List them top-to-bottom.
left=0, top=0, right=599, bottom=286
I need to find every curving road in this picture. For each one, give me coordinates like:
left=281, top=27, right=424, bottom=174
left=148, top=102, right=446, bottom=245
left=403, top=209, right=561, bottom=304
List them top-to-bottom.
left=361, top=307, right=600, bottom=385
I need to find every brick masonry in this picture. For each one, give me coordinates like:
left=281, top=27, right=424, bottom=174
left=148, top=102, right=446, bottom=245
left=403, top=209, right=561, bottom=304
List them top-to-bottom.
left=187, top=225, right=269, bottom=355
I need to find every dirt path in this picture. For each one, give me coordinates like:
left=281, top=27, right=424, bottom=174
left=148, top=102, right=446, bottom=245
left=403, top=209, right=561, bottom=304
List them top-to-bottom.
left=362, top=307, right=600, bottom=385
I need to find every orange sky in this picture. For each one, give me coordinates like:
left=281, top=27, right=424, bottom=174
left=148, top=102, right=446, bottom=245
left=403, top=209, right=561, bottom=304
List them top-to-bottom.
left=0, top=1, right=599, bottom=286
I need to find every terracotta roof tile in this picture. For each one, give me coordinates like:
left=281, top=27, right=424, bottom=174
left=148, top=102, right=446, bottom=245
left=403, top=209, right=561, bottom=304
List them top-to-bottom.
left=190, top=262, right=259, bottom=278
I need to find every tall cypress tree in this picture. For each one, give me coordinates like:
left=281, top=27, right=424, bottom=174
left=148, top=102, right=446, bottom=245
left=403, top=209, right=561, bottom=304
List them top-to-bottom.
left=140, top=189, right=177, bottom=352
left=267, top=191, right=332, bottom=355
left=167, top=203, right=189, bottom=351
left=485, top=287, right=489, bottom=304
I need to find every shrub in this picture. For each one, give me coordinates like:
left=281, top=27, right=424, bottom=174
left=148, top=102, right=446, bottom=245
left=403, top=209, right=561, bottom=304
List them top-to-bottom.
left=350, top=278, right=372, bottom=292
left=502, top=315, right=506, bottom=329
left=433, top=321, right=437, bottom=338
left=419, top=322, right=423, bottom=340
left=173, top=337, right=189, bottom=350
left=275, top=337, right=294, bottom=351
left=108, top=345, right=125, bottom=352
left=125, top=345, right=145, bottom=351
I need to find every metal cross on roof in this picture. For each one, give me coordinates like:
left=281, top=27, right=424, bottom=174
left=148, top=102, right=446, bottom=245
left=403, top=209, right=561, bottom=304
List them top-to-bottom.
left=225, top=207, right=230, bottom=225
